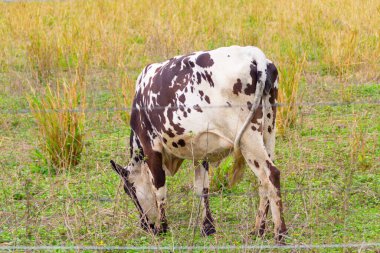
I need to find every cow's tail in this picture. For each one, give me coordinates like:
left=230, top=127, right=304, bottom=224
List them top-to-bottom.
left=230, top=48, right=267, bottom=186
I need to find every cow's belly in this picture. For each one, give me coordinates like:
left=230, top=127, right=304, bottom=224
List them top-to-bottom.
left=162, top=129, right=233, bottom=161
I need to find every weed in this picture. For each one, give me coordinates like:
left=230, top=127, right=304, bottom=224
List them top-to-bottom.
left=0, top=0, right=379, bottom=248
left=276, top=52, right=306, bottom=135
left=27, top=74, right=86, bottom=172
left=349, top=115, right=372, bottom=171
left=209, top=157, right=233, bottom=192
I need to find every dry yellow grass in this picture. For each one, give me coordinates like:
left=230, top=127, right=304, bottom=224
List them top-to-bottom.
left=1, top=0, right=379, bottom=143
left=1, top=0, right=378, bottom=74
left=0, top=2, right=379, bottom=244
left=27, top=75, right=86, bottom=172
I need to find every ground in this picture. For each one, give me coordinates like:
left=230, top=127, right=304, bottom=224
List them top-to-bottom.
left=0, top=0, right=379, bottom=251
left=1, top=76, right=379, bottom=250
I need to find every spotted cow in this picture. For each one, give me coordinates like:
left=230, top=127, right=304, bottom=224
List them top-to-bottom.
left=111, top=45, right=287, bottom=244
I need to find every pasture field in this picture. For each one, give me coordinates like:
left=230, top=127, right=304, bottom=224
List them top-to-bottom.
left=0, top=0, right=379, bottom=251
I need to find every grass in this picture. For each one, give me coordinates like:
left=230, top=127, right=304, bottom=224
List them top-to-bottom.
left=0, top=0, right=379, bottom=251
left=27, top=76, right=86, bottom=172
left=1, top=84, right=379, bottom=250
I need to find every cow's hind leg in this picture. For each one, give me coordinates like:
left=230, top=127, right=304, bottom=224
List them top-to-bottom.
left=254, top=92, right=278, bottom=237
left=240, top=133, right=287, bottom=244
left=194, top=161, right=216, bottom=236
left=252, top=193, right=270, bottom=237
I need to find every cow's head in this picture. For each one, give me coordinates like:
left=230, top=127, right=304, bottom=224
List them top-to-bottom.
left=110, top=160, right=158, bottom=231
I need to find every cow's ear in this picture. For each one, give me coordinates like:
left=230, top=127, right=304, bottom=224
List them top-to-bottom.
left=264, top=62, right=278, bottom=94
left=110, top=160, right=129, bottom=178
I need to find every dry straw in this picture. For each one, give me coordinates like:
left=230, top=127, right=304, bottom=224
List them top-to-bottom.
left=27, top=75, right=86, bottom=172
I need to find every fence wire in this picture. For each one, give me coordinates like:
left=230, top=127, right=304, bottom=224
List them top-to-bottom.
left=1, top=99, right=379, bottom=251
left=1, top=100, right=380, bottom=115
left=1, top=242, right=380, bottom=251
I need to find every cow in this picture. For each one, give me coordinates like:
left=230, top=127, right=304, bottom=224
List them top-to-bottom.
left=110, top=45, right=287, bottom=244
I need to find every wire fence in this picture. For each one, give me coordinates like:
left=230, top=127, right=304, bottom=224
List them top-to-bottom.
left=1, top=99, right=379, bottom=251
left=1, top=100, right=380, bottom=115
left=1, top=186, right=380, bottom=251
left=1, top=242, right=380, bottom=251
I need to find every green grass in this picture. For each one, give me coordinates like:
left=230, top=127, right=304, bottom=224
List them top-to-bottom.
left=0, top=0, right=379, bottom=249
left=1, top=83, right=379, bottom=250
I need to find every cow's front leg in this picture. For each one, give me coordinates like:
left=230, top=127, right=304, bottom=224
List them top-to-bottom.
left=146, top=150, right=168, bottom=234
left=194, top=161, right=216, bottom=236
left=154, top=183, right=168, bottom=234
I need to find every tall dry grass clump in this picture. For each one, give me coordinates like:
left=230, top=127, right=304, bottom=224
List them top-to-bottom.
left=1, top=0, right=379, bottom=178
left=2, top=0, right=377, bottom=135
left=2, top=0, right=378, bottom=79
left=276, top=54, right=306, bottom=135
left=28, top=75, right=86, bottom=172
left=349, top=117, right=372, bottom=171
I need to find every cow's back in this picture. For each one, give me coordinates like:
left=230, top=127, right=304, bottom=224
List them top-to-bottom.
left=133, top=46, right=269, bottom=160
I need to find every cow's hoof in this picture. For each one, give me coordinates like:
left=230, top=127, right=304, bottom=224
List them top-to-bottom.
left=141, top=222, right=156, bottom=233
left=160, top=223, right=169, bottom=234
left=201, top=223, right=216, bottom=236
left=153, top=224, right=169, bottom=235
left=250, top=228, right=266, bottom=238
left=275, top=230, right=288, bottom=245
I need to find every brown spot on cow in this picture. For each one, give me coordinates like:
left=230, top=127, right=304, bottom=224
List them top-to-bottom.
left=196, top=53, right=214, bottom=68
left=244, top=62, right=258, bottom=95
left=265, top=62, right=278, bottom=94
left=205, top=71, right=214, bottom=87
left=196, top=72, right=202, bottom=84
left=201, top=73, right=206, bottom=81
left=233, top=79, right=242, bottom=95
left=244, top=82, right=256, bottom=95
left=267, top=84, right=278, bottom=129
left=269, top=87, right=278, bottom=105
left=199, top=90, right=204, bottom=99
left=178, top=94, right=186, bottom=103
left=205, top=95, right=210, bottom=104
left=247, top=101, right=252, bottom=110
left=193, top=104, right=203, bottom=112
left=251, top=106, right=263, bottom=125
left=258, top=124, right=263, bottom=133
left=166, top=129, right=175, bottom=138
left=177, top=139, right=186, bottom=147
left=266, top=160, right=281, bottom=190
left=202, top=187, right=215, bottom=236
